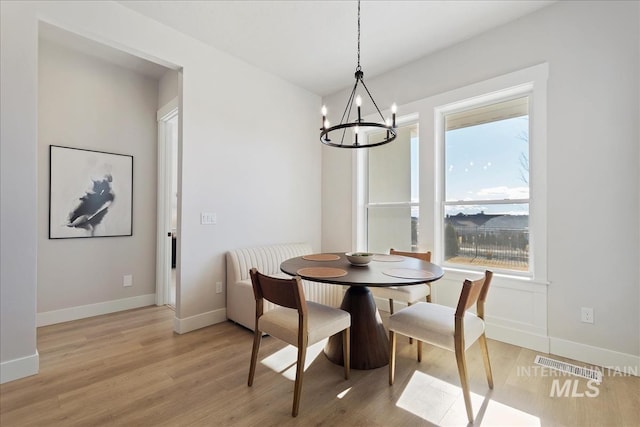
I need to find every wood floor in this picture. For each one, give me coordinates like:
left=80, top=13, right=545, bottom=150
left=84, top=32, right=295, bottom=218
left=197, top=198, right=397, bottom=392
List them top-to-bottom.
left=1, top=306, right=638, bottom=426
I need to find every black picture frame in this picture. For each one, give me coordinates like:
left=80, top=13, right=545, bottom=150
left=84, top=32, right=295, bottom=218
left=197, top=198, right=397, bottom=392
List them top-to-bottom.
left=49, top=145, right=133, bottom=239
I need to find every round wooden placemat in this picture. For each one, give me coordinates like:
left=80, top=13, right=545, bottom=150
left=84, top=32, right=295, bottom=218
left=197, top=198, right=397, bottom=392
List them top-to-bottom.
left=302, top=253, right=341, bottom=261
left=297, top=267, right=348, bottom=278
left=382, top=268, right=435, bottom=279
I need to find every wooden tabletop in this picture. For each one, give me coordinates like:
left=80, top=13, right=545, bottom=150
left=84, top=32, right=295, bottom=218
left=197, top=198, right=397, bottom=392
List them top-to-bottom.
left=280, top=252, right=444, bottom=287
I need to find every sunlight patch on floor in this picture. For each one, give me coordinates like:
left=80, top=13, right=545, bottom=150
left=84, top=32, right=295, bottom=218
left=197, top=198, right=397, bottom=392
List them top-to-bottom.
left=260, top=339, right=328, bottom=381
left=396, top=370, right=460, bottom=422
left=397, top=371, right=540, bottom=426
left=337, top=387, right=352, bottom=399
left=474, top=399, right=541, bottom=427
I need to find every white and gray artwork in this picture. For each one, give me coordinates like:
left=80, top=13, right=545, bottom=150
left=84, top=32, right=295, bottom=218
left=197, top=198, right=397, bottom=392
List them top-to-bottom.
left=49, top=145, right=133, bottom=239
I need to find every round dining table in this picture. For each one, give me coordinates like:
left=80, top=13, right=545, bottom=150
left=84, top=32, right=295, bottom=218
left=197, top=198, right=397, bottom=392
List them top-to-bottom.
left=280, top=252, right=444, bottom=370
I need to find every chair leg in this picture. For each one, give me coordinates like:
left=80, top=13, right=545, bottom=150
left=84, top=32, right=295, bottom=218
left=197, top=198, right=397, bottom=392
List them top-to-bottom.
left=426, top=284, right=432, bottom=303
left=388, top=298, right=394, bottom=315
left=407, top=302, right=413, bottom=344
left=343, top=327, right=350, bottom=380
left=248, top=329, right=261, bottom=387
left=389, top=330, right=397, bottom=385
left=478, top=333, right=494, bottom=389
left=417, top=340, right=422, bottom=362
left=455, top=344, right=474, bottom=423
left=292, top=345, right=307, bottom=417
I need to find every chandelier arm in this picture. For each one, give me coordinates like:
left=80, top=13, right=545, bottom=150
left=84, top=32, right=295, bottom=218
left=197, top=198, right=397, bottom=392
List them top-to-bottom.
left=359, top=79, right=388, bottom=123
left=337, top=80, right=359, bottom=146
left=338, top=80, right=359, bottom=125
left=339, top=126, right=347, bottom=146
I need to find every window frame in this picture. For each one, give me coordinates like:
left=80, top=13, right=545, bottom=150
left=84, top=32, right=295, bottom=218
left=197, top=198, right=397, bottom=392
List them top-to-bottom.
left=433, top=64, right=548, bottom=283
left=441, top=94, right=532, bottom=276
left=354, top=114, right=419, bottom=252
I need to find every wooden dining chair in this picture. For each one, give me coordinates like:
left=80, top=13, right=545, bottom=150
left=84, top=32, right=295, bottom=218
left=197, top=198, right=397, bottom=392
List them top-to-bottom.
left=370, top=249, right=433, bottom=315
left=247, top=268, right=351, bottom=417
left=388, top=270, right=494, bottom=424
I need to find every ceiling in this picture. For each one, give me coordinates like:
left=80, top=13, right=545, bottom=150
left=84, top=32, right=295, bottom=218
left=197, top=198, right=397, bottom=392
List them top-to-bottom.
left=118, top=0, right=556, bottom=96
left=40, top=1, right=556, bottom=94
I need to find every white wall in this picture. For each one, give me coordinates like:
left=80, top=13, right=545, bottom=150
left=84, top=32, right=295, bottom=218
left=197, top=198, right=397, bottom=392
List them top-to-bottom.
left=323, top=0, right=639, bottom=367
left=1, top=1, right=321, bottom=383
left=0, top=2, right=39, bottom=384
left=37, top=38, right=159, bottom=318
left=158, top=69, right=179, bottom=109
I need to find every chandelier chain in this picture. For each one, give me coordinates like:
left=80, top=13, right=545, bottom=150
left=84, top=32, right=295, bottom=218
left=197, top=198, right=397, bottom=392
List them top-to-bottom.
left=356, top=0, right=361, bottom=71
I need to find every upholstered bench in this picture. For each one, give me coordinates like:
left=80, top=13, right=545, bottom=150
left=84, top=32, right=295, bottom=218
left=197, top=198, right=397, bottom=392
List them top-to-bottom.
left=226, top=242, right=343, bottom=331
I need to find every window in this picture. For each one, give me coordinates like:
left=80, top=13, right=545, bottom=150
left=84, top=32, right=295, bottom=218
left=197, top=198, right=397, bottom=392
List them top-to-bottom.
left=354, top=64, right=548, bottom=282
left=443, top=97, right=530, bottom=273
left=361, top=120, right=419, bottom=253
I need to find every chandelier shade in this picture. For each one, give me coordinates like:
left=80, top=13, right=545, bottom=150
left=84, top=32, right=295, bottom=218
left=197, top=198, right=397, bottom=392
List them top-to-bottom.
left=320, top=0, right=397, bottom=149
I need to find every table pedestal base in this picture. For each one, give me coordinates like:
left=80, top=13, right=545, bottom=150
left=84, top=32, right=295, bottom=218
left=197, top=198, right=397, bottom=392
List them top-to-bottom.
left=325, top=286, right=389, bottom=370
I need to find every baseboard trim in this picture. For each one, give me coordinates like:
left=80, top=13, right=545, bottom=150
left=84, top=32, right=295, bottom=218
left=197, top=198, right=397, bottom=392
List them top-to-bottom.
left=37, top=294, right=156, bottom=327
left=173, top=308, right=227, bottom=334
left=486, top=322, right=550, bottom=353
left=549, top=337, right=640, bottom=377
left=0, top=351, right=39, bottom=384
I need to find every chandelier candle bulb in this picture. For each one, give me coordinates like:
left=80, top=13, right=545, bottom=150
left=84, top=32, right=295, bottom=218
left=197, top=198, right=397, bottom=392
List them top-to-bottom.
left=356, top=95, right=362, bottom=122
left=391, top=103, right=397, bottom=127
left=321, top=105, right=327, bottom=129
left=355, top=125, right=359, bottom=145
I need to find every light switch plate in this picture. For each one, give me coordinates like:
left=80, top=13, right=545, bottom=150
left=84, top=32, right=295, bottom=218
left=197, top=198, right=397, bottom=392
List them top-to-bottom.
left=201, top=212, right=217, bottom=225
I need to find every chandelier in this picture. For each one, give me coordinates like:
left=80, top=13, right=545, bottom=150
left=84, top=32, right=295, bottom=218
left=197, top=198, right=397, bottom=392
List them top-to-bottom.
left=320, top=0, right=397, bottom=148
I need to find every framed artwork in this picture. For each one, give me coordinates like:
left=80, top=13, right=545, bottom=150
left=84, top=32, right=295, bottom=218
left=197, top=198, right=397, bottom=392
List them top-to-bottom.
left=49, top=145, right=133, bottom=239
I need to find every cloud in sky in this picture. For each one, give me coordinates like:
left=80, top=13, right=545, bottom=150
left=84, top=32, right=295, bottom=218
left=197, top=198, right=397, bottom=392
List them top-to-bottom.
left=477, top=185, right=529, bottom=199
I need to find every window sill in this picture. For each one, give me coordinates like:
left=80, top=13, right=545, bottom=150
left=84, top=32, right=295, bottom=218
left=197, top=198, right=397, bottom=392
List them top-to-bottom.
left=441, top=266, right=549, bottom=288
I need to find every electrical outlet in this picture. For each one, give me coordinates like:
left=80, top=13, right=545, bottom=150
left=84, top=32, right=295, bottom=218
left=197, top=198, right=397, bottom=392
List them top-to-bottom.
left=123, top=274, right=133, bottom=287
left=215, top=281, right=223, bottom=294
left=581, top=307, right=594, bottom=324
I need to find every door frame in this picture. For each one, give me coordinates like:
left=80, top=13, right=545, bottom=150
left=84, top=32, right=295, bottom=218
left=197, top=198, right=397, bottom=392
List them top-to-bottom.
left=156, top=97, right=178, bottom=306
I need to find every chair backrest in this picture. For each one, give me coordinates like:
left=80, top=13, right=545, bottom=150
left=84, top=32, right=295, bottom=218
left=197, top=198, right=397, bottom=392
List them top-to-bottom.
left=389, top=248, right=432, bottom=262
left=249, top=268, right=308, bottom=314
left=454, top=270, right=493, bottom=320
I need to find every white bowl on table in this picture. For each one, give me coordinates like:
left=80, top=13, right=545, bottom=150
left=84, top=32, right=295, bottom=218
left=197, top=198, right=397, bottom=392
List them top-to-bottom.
left=345, top=252, right=374, bottom=266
